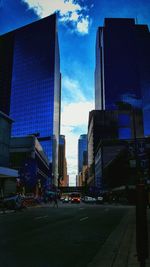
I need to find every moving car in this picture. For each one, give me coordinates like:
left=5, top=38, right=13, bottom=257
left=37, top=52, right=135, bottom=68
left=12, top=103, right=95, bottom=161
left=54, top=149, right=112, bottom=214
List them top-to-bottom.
left=70, top=193, right=81, bottom=203
left=63, top=196, right=69, bottom=203
left=83, top=196, right=96, bottom=203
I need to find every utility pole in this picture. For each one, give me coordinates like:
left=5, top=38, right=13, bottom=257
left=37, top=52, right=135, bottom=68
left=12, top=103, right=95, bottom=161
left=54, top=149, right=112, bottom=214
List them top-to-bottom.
left=132, top=108, right=149, bottom=267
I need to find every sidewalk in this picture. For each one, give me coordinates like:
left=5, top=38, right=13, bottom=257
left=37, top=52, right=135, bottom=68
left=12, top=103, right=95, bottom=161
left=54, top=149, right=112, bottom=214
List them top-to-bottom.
left=88, top=206, right=150, bottom=267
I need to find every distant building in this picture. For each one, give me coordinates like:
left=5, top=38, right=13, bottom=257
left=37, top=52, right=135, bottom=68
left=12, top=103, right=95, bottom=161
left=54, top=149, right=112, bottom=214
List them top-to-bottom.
left=0, top=14, right=61, bottom=185
left=95, top=18, right=150, bottom=136
left=87, top=109, right=143, bottom=186
left=77, top=134, right=88, bottom=187
left=78, top=134, right=87, bottom=174
left=58, top=135, right=68, bottom=187
left=64, top=161, right=69, bottom=187
left=77, top=165, right=88, bottom=187
left=67, top=174, right=69, bottom=186
left=76, top=175, right=78, bottom=187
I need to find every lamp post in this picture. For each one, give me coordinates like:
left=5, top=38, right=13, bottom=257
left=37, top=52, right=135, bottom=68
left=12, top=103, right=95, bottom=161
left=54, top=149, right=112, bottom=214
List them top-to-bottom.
left=132, top=108, right=148, bottom=267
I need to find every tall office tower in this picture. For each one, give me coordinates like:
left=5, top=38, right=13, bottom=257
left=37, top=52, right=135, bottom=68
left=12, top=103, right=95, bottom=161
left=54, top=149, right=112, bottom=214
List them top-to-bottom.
left=0, top=14, right=61, bottom=184
left=95, top=18, right=150, bottom=135
left=78, top=134, right=87, bottom=174
left=58, top=135, right=68, bottom=186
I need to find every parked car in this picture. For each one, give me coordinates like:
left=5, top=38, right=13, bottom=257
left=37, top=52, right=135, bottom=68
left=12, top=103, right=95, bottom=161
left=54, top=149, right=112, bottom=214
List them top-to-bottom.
left=1, top=194, right=25, bottom=211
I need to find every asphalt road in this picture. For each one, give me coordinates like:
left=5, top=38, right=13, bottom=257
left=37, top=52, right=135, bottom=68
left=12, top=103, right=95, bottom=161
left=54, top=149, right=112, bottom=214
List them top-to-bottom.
left=0, top=203, right=130, bottom=267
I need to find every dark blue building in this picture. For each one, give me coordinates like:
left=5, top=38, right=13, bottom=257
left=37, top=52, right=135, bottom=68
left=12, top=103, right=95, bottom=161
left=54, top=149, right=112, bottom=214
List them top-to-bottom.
left=0, top=14, right=61, bottom=184
left=95, top=18, right=150, bottom=136
left=87, top=109, right=143, bottom=187
left=78, top=134, right=87, bottom=174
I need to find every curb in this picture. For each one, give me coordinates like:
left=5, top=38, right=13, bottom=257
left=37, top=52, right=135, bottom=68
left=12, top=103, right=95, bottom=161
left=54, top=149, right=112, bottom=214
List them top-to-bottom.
left=87, top=209, right=134, bottom=267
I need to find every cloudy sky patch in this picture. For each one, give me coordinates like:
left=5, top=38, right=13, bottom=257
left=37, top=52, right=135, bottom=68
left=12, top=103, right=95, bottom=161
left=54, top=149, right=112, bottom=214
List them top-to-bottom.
left=22, top=0, right=91, bottom=34
left=62, top=76, right=86, bottom=102
left=61, top=100, right=93, bottom=185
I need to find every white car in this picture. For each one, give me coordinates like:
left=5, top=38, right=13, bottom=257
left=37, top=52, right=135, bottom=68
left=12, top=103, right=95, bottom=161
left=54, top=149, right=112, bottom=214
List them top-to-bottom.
left=84, top=196, right=96, bottom=203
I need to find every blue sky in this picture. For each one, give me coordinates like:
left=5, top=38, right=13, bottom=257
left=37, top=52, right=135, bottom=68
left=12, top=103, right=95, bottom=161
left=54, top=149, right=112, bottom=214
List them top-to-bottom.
left=0, top=0, right=150, bottom=185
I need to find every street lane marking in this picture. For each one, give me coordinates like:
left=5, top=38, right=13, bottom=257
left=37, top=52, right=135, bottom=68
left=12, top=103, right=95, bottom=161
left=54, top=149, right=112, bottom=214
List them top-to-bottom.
left=79, top=208, right=85, bottom=210
left=34, top=215, right=48, bottom=220
left=80, top=216, right=88, bottom=221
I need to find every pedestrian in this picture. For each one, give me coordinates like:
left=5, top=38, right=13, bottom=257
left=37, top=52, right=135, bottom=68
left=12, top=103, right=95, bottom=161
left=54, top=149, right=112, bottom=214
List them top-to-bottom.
left=53, top=194, right=58, bottom=208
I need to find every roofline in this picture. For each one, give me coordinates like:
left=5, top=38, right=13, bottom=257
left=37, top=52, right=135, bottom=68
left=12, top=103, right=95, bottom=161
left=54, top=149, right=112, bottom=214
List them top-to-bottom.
left=0, top=13, right=57, bottom=37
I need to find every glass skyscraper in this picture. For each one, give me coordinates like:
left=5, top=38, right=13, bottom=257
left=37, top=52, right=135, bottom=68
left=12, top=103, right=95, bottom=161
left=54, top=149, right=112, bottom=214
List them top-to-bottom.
left=0, top=14, right=61, bottom=183
left=95, top=18, right=150, bottom=136
left=78, top=134, right=87, bottom=174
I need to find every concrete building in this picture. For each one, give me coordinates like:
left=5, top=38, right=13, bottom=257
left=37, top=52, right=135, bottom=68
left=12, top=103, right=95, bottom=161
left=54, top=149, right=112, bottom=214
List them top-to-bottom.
left=87, top=109, right=143, bottom=186
left=0, top=111, right=18, bottom=196
left=10, top=136, right=50, bottom=195
left=95, top=137, right=150, bottom=193
left=77, top=165, right=88, bottom=187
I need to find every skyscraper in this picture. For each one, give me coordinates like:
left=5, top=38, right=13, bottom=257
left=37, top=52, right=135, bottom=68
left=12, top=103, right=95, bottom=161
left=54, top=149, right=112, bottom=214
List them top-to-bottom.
left=0, top=14, right=61, bottom=183
left=95, top=18, right=150, bottom=135
left=78, top=134, right=87, bottom=174
left=58, top=135, right=68, bottom=187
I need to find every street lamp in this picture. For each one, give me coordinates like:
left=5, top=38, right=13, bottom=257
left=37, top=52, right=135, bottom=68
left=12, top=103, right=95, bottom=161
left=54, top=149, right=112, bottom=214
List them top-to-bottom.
left=132, top=108, right=148, bottom=267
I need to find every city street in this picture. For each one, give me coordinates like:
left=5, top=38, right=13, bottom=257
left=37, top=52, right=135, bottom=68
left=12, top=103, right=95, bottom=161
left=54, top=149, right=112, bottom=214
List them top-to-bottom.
left=0, top=203, right=130, bottom=267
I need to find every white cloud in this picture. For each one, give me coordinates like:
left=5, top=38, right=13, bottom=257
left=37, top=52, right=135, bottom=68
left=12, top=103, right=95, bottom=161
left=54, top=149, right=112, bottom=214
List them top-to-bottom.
left=23, top=0, right=91, bottom=34
left=70, top=12, right=79, bottom=21
left=77, top=16, right=89, bottom=34
left=61, top=76, right=94, bottom=185
left=62, top=76, right=86, bottom=102
left=61, top=100, right=94, bottom=185
left=61, top=101, right=93, bottom=126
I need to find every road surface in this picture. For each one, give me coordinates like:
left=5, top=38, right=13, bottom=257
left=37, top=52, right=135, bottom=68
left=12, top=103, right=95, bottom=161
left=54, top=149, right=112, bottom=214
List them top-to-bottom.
left=0, top=202, right=130, bottom=267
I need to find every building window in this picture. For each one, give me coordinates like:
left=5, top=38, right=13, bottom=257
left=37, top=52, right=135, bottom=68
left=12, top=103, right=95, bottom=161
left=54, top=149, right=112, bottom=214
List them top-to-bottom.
left=118, top=114, right=130, bottom=127
left=119, top=127, right=131, bottom=139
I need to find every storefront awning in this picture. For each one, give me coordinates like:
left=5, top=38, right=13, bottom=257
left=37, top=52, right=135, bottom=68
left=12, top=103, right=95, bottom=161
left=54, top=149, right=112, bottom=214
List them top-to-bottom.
left=0, top=167, right=18, bottom=178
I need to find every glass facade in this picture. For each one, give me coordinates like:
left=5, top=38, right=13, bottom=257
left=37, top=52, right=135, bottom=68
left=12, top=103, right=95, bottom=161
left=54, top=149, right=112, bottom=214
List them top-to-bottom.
left=0, top=14, right=61, bottom=182
left=95, top=18, right=150, bottom=136
left=0, top=33, right=14, bottom=115
left=118, top=113, right=131, bottom=139
left=118, top=114, right=130, bottom=127
left=118, top=128, right=131, bottom=139
left=78, top=134, right=87, bottom=174
left=58, top=135, right=65, bottom=181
